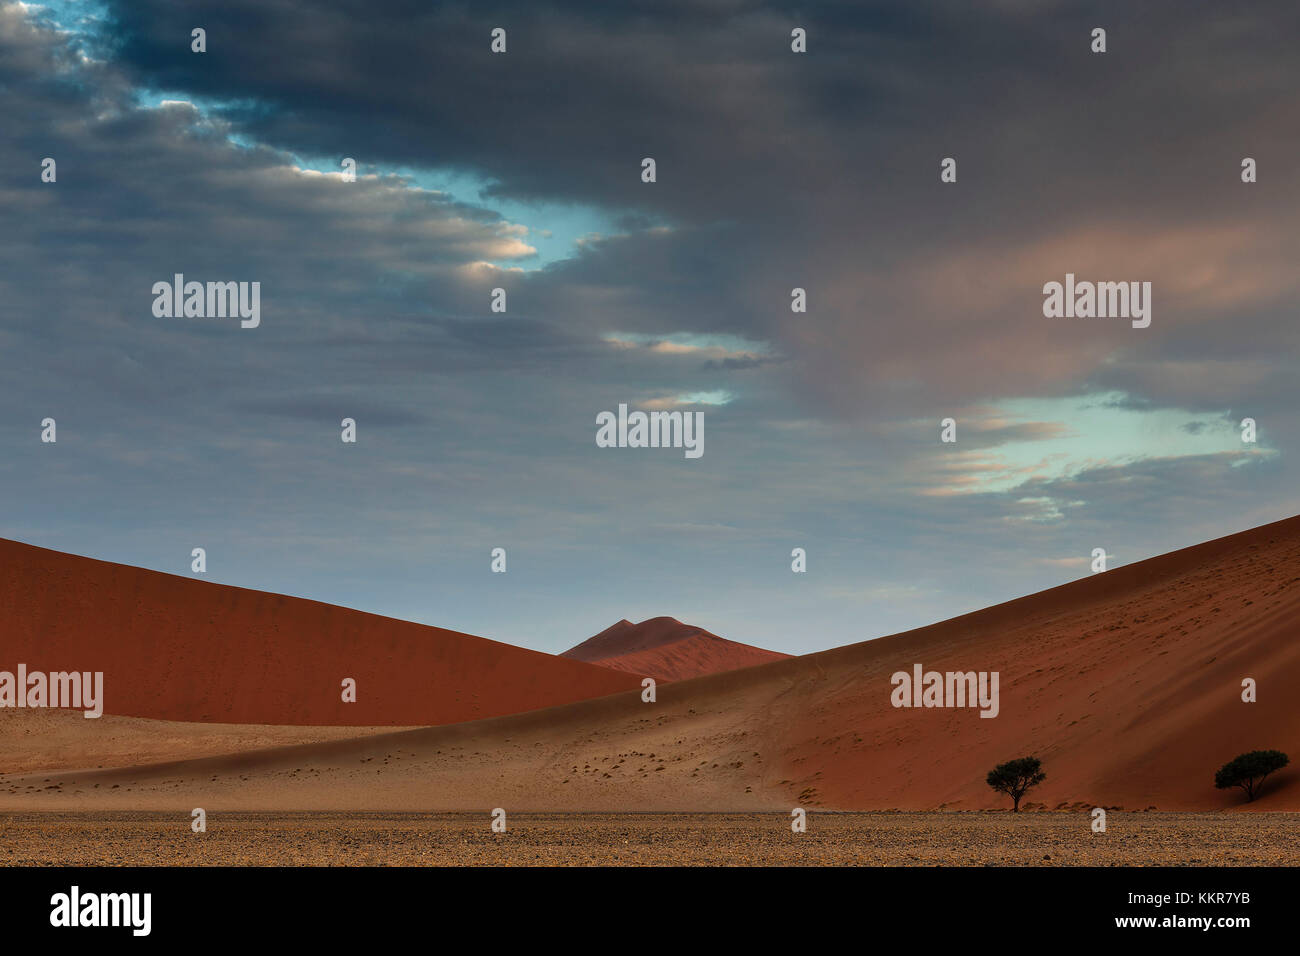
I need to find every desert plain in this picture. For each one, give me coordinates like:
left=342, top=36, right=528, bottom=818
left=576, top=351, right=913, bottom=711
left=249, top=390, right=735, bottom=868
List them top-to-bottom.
left=2, top=517, right=1299, bottom=865
left=3, top=811, right=1297, bottom=867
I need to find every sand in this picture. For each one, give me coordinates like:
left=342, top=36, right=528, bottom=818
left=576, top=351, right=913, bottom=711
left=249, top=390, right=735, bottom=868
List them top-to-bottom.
left=2, top=515, right=1298, bottom=813
left=0, top=538, right=640, bottom=725
left=563, top=616, right=791, bottom=681
left=0, top=708, right=412, bottom=775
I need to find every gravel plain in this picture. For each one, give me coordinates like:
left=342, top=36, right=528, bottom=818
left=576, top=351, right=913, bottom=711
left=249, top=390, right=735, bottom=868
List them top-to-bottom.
left=2, top=811, right=1296, bottom=866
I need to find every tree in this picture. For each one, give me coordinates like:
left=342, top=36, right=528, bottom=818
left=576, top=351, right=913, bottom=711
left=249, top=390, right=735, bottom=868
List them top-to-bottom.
left=1214, top=750, right=1289, bottom=802
left=986, top=756, right=1046, bottom=812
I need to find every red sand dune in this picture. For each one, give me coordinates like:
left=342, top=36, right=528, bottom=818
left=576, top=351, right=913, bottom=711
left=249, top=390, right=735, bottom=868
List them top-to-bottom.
left=3, top=515, right=1300, bottom=811
left=0, top=538, right=640, bottom=725
left=562, top=616, right=791, bottom=681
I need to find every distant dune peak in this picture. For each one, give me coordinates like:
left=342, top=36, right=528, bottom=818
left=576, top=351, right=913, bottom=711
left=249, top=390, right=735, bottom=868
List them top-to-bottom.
left=561, top=616, right=791, bottom=682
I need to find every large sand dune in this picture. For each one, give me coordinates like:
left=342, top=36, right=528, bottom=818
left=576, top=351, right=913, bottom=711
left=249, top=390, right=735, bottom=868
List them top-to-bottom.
left=3, top=516, right=1299, bottom=811
left=0, top=538, right=640, bottom=725
left=562, top=616, right=791, bottom=681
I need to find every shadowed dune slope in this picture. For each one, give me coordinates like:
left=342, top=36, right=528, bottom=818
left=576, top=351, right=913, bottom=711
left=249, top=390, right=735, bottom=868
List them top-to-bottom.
left=3, top=516, right=1299, bottom=810
left=0, top=538, right=641, bottom=725
left=562, top=617, right=791, bottom=681
left=0, top=708, right=413, bottom=775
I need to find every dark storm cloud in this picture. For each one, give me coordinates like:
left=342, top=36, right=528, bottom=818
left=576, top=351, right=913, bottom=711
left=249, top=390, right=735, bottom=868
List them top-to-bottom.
left=95, top=0, right=1300, bottom=418
left=96, top=0, right=1299, bottom=224
left=0, top=8, right=542, bottom=413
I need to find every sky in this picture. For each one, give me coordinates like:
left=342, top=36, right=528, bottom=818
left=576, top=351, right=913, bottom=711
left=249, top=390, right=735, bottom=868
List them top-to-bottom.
left=2, top=0, right=1296, bottom=655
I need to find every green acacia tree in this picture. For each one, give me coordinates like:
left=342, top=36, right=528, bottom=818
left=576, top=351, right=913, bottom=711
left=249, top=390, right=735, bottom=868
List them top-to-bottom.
left=1214, top=750, right=1289, bottom=802
left=986, top=756, right=1046, bottom=812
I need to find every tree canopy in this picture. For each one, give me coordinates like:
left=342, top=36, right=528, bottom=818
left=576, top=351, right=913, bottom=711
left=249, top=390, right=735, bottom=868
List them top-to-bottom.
left=1214, top=750, right=1289, bottom=802
left=986, top=756, right=1046, bottom=811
